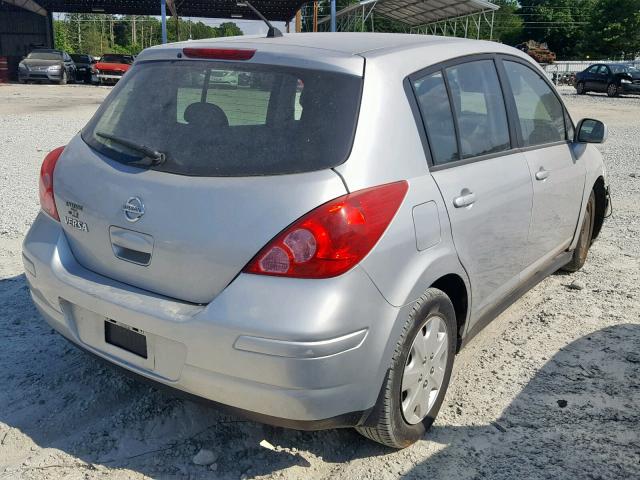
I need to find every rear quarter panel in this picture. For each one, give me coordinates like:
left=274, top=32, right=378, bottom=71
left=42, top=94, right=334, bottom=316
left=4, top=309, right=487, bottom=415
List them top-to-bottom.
left=335, top=52, right=472, bottom=310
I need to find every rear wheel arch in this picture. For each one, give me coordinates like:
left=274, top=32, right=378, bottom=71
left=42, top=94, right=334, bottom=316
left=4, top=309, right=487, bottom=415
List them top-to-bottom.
left=592, top=176, right=607, bottom=242
left=430, top=274, right=468, bottom=352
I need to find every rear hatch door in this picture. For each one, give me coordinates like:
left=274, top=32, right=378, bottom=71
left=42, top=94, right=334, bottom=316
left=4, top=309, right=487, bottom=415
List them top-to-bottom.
left=53, top=47, right=364, bottom=304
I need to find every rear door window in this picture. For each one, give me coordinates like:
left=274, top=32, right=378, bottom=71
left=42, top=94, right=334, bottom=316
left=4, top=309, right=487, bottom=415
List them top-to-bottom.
left=445, top=60, right=511, bottom=159
left=503, top=60, right=566, bottom=146
left=82, top=61, right=362, bottom=176
left=412, top=71, right=458, bottom=165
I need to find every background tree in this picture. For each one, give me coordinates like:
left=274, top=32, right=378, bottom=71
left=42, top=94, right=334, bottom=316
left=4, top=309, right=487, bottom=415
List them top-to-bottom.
left=490, top=0, right=524, bottom=45
left=519, top=0, right=595, bottom=58
left=588, top=0, right=640, bottom=59
left=53, top=14, right=242, bottom=55
left=53, top=20, right=72, bottom=53
left=216, top=21, right=243, bottom=37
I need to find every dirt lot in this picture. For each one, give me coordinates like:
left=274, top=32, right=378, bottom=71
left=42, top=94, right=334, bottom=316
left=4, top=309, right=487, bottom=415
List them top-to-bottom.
left=0, top=83, right=639, bottom=480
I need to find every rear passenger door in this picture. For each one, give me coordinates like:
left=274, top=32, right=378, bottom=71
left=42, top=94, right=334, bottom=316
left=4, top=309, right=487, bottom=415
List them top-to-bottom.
left=411, top=58, right=533, bottom=323
left=501, top=58, right=585, bottom=268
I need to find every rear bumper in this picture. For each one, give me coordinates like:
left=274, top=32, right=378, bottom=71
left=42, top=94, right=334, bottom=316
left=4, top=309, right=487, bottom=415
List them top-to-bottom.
left=23, top=213, right=403, bottom=427
left=64, top=336, right=366, bottom=430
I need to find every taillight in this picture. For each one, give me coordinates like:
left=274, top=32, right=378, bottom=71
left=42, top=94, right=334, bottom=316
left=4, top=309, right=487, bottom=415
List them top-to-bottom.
left=182, top=48, right=256, bottom=61
left=39, top=146, right=64, bottom=221
left=243, top=181, right=408, bottom=279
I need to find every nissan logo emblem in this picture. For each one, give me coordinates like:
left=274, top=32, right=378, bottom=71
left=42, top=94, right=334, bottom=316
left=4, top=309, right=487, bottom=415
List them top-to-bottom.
left=122, top=197, right=145, bottom=222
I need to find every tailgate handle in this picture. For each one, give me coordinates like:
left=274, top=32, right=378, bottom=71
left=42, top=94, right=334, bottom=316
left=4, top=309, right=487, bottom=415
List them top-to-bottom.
left=109, top=227, right=154, bottom=266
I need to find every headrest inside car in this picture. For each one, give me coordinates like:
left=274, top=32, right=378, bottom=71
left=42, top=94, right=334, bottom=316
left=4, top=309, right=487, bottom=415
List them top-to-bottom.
left=184, top=102, right=229, bottom=128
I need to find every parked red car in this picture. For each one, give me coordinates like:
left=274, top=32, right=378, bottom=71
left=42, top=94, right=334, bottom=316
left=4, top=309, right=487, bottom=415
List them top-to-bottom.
left=95, top=54, right=134, bottom=85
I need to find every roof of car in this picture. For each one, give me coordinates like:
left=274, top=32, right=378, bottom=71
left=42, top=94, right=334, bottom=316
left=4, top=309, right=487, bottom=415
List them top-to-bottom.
left=141, top=32, right=532, bottom=78
left=171, top=32, right=492, bottom=56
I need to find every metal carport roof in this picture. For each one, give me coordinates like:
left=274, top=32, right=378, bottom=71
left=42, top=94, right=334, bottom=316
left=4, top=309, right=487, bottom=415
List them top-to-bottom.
left=5, top=0, right=306, bottom=22
left=322, top=0, right=498, bottom=28
left=374, top=0, right=498, bottom=26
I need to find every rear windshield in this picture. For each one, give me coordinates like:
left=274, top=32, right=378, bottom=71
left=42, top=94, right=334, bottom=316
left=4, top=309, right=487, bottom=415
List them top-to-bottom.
left=28, top=51, right=61, bottom=60
left=101, top=54, right=134, bottom=64
left=82, top=60, right=363, bottom=176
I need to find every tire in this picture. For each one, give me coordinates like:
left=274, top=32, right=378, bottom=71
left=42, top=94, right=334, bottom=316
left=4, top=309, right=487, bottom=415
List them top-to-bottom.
left=58, top=70, right=67, bottom=86
left=576, top=81, right=586, bottom=95
left=607, top=83, right=619, bottom=97
left=563, top=191, right=595, bottom=272
left=356, top=288, right=457, bottom=448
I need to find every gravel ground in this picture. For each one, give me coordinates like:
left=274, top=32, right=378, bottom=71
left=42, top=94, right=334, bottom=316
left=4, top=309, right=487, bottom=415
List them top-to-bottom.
left=0, top=83, right=639, bottom=480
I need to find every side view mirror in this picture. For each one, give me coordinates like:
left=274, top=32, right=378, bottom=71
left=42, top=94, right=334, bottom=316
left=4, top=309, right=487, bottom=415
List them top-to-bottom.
left=575, top=118, right=608, bottom=144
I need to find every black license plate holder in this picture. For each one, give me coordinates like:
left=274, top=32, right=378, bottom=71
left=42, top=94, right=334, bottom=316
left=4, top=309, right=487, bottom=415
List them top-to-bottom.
left=105, top=320, right=148, bottom=359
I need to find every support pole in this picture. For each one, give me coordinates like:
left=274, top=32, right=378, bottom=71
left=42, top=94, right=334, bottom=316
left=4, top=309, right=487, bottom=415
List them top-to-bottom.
left=160, top=0, right=167, bottom=44
left=313, top=0, right=318, bottom=32
left=330, top=0, right=336, bottom=32
left=295, top=9, right=302, bottom=32
left=489, top=10, right=494, bottom=41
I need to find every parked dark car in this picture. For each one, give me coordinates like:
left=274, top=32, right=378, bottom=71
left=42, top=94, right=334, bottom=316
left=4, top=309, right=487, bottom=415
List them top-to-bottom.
left=18, top=49, right=76, bottom=85
left=71, top=54, right=96, bottom=84
left=575, top=63, right=640, bottom=97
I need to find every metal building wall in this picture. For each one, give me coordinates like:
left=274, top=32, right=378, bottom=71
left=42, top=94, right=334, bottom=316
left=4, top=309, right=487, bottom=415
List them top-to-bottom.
left=0, top=3, right=53, bottom=80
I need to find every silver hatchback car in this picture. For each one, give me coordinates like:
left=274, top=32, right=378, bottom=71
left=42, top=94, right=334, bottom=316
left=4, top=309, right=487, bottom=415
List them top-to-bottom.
left=23, top=33, right=610, bottom=448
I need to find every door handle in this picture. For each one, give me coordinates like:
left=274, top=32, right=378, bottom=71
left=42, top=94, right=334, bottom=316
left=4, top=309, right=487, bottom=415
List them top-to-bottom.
left=535, top=168, right=550, bottom=181
left=453, top=190, right=476, bottom=208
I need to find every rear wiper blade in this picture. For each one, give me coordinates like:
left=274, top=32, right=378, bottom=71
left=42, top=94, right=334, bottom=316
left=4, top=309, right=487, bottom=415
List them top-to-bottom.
left=96, top=131, right=166, bottom=166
